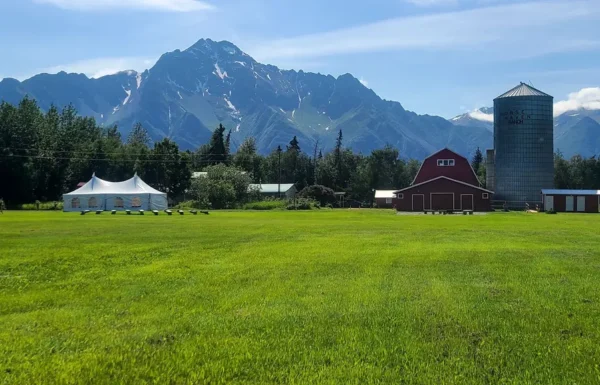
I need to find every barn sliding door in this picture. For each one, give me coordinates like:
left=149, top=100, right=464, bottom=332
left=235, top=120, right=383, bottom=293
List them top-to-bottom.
left=544, top=196, right=554, bottom=211
left=566, top=196, right=574, bottom=212
left=577, top=196, right=586, bottom=212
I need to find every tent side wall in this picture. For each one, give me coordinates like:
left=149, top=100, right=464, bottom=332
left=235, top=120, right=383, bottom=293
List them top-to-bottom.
left=63, top=193, right=168, bottom=212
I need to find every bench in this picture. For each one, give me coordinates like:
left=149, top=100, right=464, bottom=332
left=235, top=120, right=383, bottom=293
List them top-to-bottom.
left=111, top=210, right=117, bottom=215
left=153, top=210, right=159, bottom=216
left=164, top=210, right=173, bottom=216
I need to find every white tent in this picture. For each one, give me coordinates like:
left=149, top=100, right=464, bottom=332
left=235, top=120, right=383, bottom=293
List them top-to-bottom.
left=63, top=173, right=168, bottom=212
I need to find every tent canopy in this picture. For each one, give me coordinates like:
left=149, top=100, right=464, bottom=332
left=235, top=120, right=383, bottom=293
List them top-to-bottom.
left=63, top=173, right=167, bottom=212
left=64, top=173, right=165, bottom=196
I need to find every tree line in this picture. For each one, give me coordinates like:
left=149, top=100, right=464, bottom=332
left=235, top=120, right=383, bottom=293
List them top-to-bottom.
left=0, top=98, right=421, bottom=205
left=2, top=98, right=599, bottom=206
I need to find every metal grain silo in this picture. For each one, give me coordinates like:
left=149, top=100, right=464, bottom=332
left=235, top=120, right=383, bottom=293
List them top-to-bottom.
left=493, top=83, right=554, bottom=206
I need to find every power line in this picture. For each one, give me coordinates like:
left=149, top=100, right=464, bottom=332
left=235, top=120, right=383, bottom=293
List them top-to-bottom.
left=0, top=147, right=232, bottom=157
left=0, top=154, right=228, bottom=163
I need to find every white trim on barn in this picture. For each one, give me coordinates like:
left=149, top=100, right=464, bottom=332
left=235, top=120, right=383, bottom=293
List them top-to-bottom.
left=395, top=176, right=494, bottom=194
left=412, top=194, right=425, bottom=211
left=460, top=194, right=474, bottom=210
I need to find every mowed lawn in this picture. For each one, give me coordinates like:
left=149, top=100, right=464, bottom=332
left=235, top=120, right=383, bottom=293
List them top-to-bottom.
left=1, top=211, right=600, bottom=384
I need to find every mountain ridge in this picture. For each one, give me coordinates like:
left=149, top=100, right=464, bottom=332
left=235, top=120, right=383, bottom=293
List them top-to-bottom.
left=1, top=38, right=596, bottom=158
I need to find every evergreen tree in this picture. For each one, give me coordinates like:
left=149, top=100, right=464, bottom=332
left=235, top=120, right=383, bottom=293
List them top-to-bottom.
left=127, top=122, right=150, bottom=147
left=206, top=124, right=227, bottom=165
left=225, top=129, right=232, bottom=161
left=334, top=130, right=343, bottom=189
left=287, top=136, right=300, bottom=152
left=471, top=147, right=483, bottom=175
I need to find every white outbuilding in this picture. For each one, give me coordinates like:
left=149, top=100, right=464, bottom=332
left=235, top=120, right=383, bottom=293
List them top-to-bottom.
left=63, top=173, right=168, bottom=212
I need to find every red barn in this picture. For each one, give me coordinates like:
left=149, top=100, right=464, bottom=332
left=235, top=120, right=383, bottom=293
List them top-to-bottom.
left=394, top=148, right=493, bottom=212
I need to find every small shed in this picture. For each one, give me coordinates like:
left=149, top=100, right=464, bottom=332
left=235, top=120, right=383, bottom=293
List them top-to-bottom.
left=541, top=189, right=600, bottom=213
left=375, top=190, right=397, bottom=208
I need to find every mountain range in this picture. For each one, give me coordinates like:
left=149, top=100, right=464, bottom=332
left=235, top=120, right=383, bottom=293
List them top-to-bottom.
left=0, top=38, right=598, bottom=159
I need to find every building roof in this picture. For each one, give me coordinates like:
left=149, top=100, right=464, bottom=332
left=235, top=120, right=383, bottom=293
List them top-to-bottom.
left=495, top=83, right=552, bottom=99
left=411, top=147, right=480, bottom=186
left=192, top=171, right=247, bottom=178
left=64, top=173, right=166, bottom=196
left=395, top=176, right=494, bottom=194
left=250, top=184, right=295, bottom=193
left=542, top=189, right=600, bottom=196
left=375, top=190, right=397, bottom=199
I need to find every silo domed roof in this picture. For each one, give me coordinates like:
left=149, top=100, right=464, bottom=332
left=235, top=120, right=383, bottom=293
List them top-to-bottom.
left=495, top=82, right=552, bottom=99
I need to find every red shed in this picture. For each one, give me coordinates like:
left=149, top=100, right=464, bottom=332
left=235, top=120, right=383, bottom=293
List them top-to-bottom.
left=394, top=148, right=493, bottom=212
left=542, top=190, right=600, bottom=213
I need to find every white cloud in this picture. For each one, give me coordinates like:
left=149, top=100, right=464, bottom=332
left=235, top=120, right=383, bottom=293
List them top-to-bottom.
left=34, top=0, right=214, bottom=12
left=250, top=1, right=600, bottom=61
left=36, top=57, right=157, bottom=79
left=359, top=77, right=369, bottom=87
left=463, top=87, right=600, bottom=121
left=554, top=87, right=600, bottom=116
left=468, top=110, right=494, bottom=122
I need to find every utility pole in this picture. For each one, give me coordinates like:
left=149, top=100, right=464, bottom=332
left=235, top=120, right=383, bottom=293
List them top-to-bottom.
left=277, top=145, right=282, bottom=199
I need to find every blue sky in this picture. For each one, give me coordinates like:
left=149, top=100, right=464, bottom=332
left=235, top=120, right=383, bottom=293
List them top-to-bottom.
left=0, top=0, right=599, bottom=118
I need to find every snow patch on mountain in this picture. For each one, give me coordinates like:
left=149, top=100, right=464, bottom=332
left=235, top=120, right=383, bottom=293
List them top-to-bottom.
left=234, top=61, right=246, bottom=67
left=214, top=63, right=228, bottom=80
left=136, top=73, right=142, bottom=89
left=122, top=88, right=131, bottom=105
left=177, top=91, right=183, bottom=100
left=224, top=97, right=237, bottom=112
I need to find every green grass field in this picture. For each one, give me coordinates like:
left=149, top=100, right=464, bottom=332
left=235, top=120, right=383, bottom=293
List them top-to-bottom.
left=1, top=210, right=600, bottom=384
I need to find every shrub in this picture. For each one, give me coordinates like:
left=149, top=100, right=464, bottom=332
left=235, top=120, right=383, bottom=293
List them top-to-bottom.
left=188, top=164, right=252, bottom=209
left=298, top=185, right=336, bottom=206
left=287, top=198, right=316, bottom=210
left=174, top=200, right=210, bottom=210
left=243, top=200, right=287, bottom=211
left=19, top=201, right=63, bottom=210
left=546, top=209, right=557, bottom=214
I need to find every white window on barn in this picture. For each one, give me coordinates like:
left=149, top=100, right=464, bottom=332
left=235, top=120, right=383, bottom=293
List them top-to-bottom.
left=438, top=159, right=456, bottom=167
left=482, top=193, right=489, bottom=199
left=397, top=194, right=404, bottom=199
left=386, top=198, right=392, bottom=204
